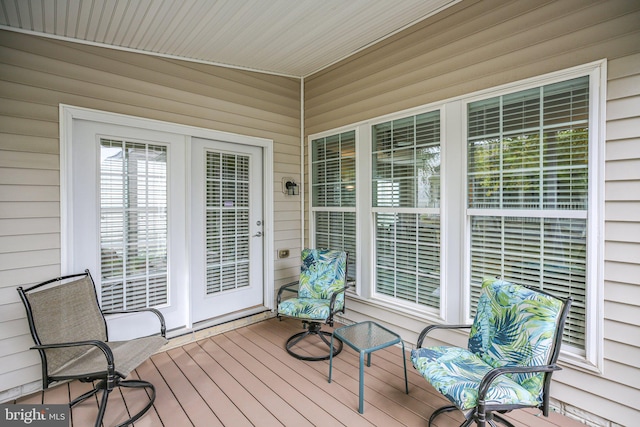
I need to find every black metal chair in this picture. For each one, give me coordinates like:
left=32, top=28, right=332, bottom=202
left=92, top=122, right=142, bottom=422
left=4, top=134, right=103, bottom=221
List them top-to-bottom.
left=276, top=248, right=349, bottom=361
left=17, top=270, right=167, bottom=427
left=411, top=277, right=572, bottom=427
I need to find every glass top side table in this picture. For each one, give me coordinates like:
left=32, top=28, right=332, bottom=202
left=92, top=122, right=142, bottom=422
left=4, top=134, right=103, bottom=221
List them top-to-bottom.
left=328, top=321, right=409, bottom=413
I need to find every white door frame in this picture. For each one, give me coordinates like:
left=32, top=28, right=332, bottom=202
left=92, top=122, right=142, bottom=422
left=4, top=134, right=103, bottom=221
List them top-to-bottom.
left=60, top=104, right=274, bottom=334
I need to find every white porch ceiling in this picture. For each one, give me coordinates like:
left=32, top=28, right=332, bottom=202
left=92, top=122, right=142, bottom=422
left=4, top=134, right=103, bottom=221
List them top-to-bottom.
left=0, top=0, right=459, bottom=77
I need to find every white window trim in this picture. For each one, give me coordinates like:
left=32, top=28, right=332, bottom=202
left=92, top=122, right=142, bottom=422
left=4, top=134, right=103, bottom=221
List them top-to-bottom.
left=307, top=60, right=605, bottom=372
left=459, top=61, right=605, bottom=372
left=367, top=107, right=445, bottom=319
left=307, top=126, right=362, bottom=294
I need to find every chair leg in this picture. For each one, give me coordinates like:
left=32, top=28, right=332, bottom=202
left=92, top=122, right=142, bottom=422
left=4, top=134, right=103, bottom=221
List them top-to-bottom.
left=286, top=322, right=343, bottom=361
left=318, top=329, right=334, bottom=347
left=71, top=378, right=156, bottom=427
left=68, top=379, right=110, bottom=427
left=114, top=380, right=157, bottom=427
left=70, top=383, right=102, bottom=408
left=95, top=387, right=110, bottom=427
left=428, top=404, right=517, bottom=427
left=428, top=405, right=458, bottom=427
left=473, top=411, right=516, bottom=427
left=491, top=413, right=516, bottom=427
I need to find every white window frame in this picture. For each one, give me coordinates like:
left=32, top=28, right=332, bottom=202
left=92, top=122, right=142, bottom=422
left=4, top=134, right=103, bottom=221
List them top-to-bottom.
left=307, top=60, right=605, bottom=371
left=460, top=62, right=605, bottom=372
left=368, top=107, right=444, bottom=317
left=308, top=126, right=361, bottom=292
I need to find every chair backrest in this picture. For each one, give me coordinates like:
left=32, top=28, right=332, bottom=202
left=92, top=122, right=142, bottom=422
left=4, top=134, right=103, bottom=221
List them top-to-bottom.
left=298, top=248, right=347, bottom=306
left=18, top=272, right=108, bottom=375
left=467, top=277, right=568, bottom=401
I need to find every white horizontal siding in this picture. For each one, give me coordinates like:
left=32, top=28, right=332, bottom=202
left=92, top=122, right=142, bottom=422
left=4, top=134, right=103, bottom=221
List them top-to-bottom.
left=306, top=0, right=640, bottom=132
left=304, top=1, right=640, bottom=426
left=0, top=29, right=301, bottom=399
left=604, top=340, right=640, bottom=371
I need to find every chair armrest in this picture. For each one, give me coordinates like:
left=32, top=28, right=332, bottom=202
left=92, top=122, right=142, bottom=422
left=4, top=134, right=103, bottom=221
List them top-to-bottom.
left=277, top=281, right=299, bottom=305
left=328, top=284, right=349, bottom=311
left=102, top=308, right=166, bottom=337
left=416, top=324, right=472, bottom=348
left=32, top=340, right=116, bottom=368
left=478, top=364, right=562, bottom=401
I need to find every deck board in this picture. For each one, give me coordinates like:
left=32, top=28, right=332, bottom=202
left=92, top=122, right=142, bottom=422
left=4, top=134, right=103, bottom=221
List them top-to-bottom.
left=13, top=317, right=586, bottom=427
left=232, top=325, right=381, bottom=427
left=220, top=330, right=343, bottom=426
left=171, top=343, right=250, bottom=427
left=139, top=353, right=197, bottom=426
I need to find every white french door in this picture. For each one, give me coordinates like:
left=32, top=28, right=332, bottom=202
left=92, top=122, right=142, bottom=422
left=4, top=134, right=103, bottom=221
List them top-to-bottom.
left=63, top=106, right=273, bottom=337
left=69, top=119, right=188, bottom=333
left=190, top=138, right=265, bottom=323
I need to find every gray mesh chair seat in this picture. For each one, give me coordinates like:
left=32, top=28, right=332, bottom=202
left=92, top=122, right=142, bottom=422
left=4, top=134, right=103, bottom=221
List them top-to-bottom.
left=18, top=270, right=167, bottom=427
left=48, top=336, right=167, bottom=380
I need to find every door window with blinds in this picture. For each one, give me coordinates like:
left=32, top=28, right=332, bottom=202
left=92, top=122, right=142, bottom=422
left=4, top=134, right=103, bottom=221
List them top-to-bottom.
left=466, top=76, right=590, bottom=352
left=372, top=111, right=441, bottom=310
left=311, top=130, right=357, bottom=280
left=100, top=139, right=168, bottom=310
left=205, top=151, right=250, bottom=294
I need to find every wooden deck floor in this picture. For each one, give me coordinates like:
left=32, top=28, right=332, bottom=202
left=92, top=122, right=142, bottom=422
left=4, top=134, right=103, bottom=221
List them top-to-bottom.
left=15, top=317, right=585, bottom=426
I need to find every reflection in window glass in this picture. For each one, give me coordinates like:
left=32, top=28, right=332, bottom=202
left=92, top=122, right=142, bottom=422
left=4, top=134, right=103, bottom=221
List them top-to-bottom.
left=467, top=76, right=589, bottom=350
left=372, top=111, right=441, bottom=309
left=311, top=130, right=357, bottom=280
left=100, top=139, right=168, bottom=310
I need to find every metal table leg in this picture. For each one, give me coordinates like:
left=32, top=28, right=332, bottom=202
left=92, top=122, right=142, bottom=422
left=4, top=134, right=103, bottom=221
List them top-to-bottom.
left=359, top=350, right=366, bottom=413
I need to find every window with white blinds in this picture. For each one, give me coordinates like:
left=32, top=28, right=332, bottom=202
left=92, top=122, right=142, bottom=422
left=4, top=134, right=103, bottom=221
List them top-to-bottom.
left=467, top=76, right=589, bottom=351
left=372, top=111, right=441, bottom=309
left=311, top=130, right=356, bottom=280
left=100, top=139, right=168, bottom=310
left=205, top=151, right=251, bottom=294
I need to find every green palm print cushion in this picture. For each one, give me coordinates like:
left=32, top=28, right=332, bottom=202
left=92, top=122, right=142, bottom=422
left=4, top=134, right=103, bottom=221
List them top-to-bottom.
left=277, top=249, right=347, bottom=321
left=411, top=277, right=563, bottom=411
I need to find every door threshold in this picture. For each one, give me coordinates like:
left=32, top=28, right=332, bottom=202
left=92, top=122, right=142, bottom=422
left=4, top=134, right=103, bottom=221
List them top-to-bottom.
left=162, top=307, right=273, bottom=350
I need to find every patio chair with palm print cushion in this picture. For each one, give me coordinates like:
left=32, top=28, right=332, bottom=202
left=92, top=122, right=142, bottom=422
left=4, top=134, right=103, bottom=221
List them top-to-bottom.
left=277, top=248, right=349, bottom=361
left=17, top=270, right=167, bottom=427
left=411, top=277, right=571, bottom=427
